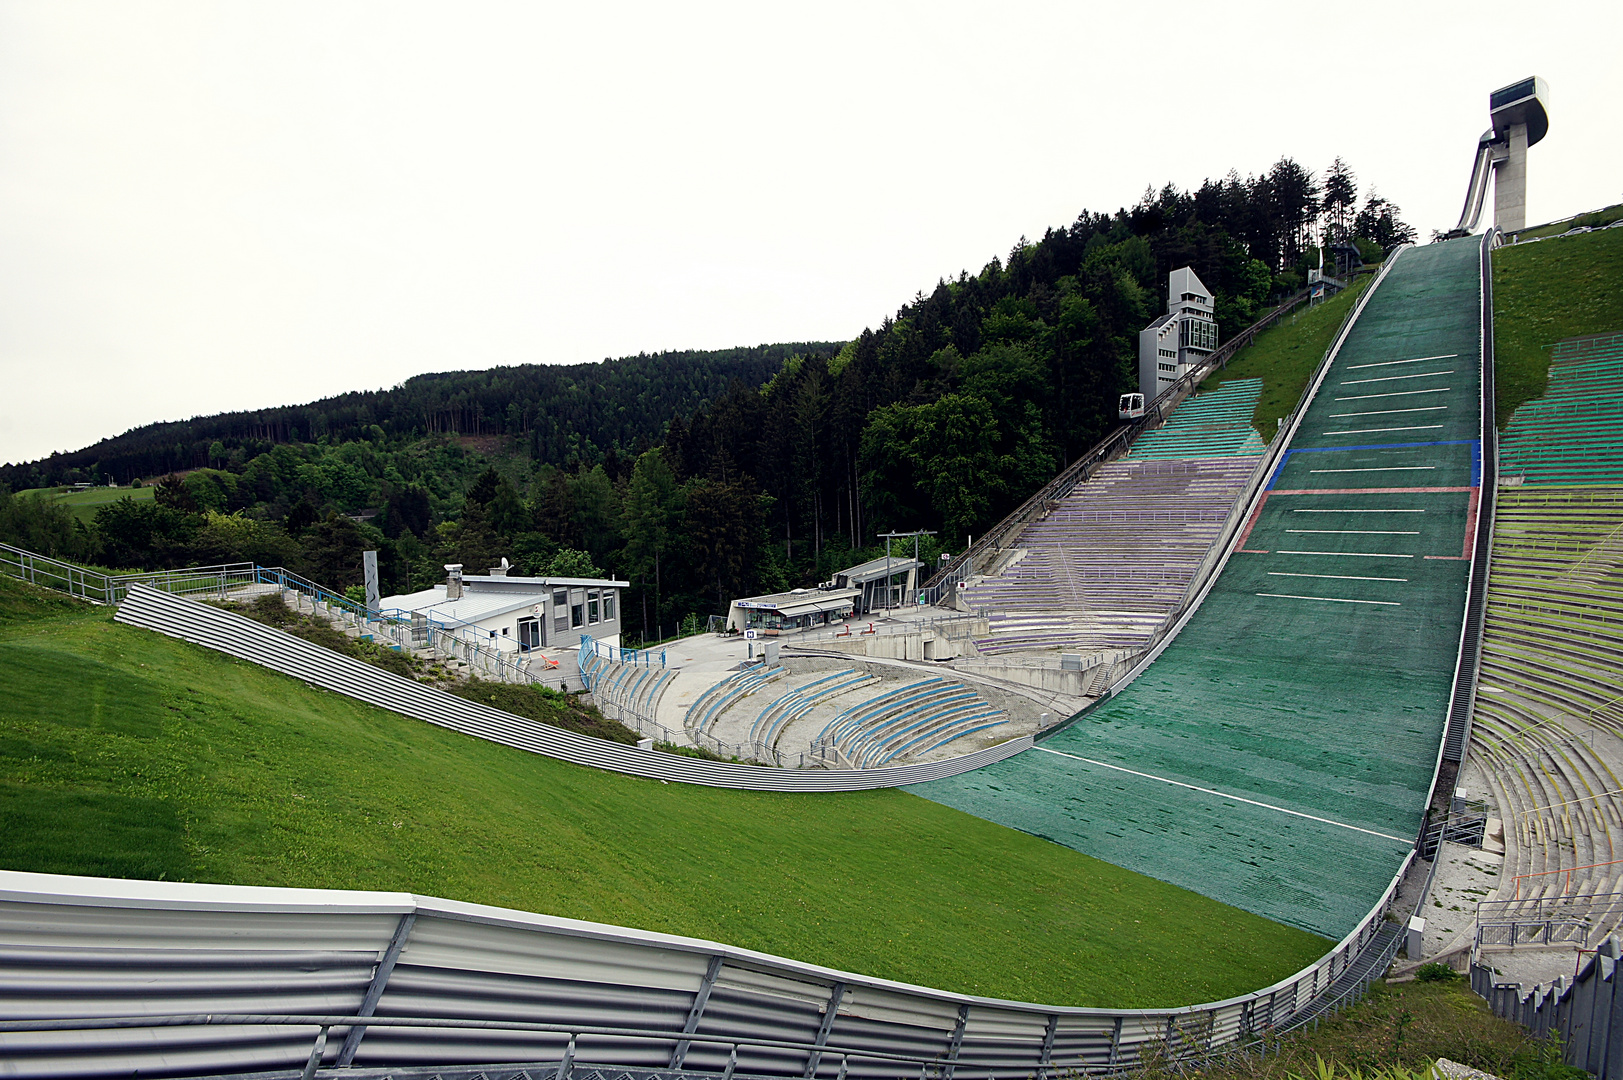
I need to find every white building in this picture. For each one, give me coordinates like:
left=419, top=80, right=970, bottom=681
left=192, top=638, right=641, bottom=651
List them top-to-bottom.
left=1138, top=267, right=1219, bottom=400
left=379, top=563, right=627, bottom=654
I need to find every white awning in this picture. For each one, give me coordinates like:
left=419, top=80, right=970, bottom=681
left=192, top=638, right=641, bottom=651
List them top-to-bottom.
left=774, top=595, right=858, bottom=618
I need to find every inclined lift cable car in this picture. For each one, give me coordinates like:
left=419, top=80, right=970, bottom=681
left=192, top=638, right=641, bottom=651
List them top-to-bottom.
left=1117, top=392, right=1146, bottom=420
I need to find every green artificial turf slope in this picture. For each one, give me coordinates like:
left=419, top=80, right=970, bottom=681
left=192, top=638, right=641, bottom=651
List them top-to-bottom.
left=0, top=577, right=1328, bottom=1008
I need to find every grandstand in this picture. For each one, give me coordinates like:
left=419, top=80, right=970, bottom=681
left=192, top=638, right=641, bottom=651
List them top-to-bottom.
left=914, top=237, right=1489, bottom=939
left=1499, top=333, right=1623, bottom=484
left=1457, top=334, right=1623, bottom=956
left=1123, top=379, right=1269, bottom=460
left=963, top=380, right=1265, bottom=659
left=809, top=677, right=1006, bottom=769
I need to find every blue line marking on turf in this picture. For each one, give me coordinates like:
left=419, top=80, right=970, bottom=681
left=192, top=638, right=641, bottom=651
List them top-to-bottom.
left=1267, top=440, right=1483, bottom=490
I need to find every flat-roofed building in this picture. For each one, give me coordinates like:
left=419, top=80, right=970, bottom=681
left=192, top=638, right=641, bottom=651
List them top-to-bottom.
left=1138, top=267, right=1218, bottom=400
left=380, top=563, right=627, bottom=653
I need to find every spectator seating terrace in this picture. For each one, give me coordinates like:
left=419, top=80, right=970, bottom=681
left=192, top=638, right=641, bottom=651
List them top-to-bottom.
left=1499, top=333, right=1623, bottom=485
left=1123, top=378, right=1268, bottom=460
left=964, top=456, right=1258, bottom=655
left=1468, top=484, right=1623, bottom=938
left=685, top=664, right=786, bottom=738
left=749, top=668, right=877, bottom=765
left=811, top=678, right=1006, bottom=769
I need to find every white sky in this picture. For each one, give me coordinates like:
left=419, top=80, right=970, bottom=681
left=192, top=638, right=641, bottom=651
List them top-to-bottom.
left=1, top=1, right=1619, bottom=466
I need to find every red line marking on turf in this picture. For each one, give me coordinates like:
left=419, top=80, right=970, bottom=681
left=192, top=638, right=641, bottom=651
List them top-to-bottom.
left=1459, top=486, right=1479, bottom=560
left=1267, top=487, right=1475, bottom=495
left=1234, top=492, right=1271, bottom=550
left=1238, top=550, right=1270, bottom=554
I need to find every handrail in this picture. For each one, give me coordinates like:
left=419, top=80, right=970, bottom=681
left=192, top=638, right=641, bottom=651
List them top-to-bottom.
left=1514, top=859, right=1623, bottom=900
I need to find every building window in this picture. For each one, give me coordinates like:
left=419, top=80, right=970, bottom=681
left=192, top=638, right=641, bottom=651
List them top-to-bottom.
left=1159, top=363, right=1176, bottom=372
left=571, top=588, right=585, bottom=629
left=588, top=590, right=600, bottom=625
left=603, top=591, right=616, bottom=621
left=553, top=603, right=568, bottom=634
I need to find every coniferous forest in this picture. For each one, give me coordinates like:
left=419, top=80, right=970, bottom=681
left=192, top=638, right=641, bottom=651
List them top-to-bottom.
left=1, top=158, right=1416, bottom=642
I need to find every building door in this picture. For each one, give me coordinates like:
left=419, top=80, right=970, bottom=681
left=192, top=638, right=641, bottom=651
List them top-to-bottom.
left=517, top=618, right=541, bottom=651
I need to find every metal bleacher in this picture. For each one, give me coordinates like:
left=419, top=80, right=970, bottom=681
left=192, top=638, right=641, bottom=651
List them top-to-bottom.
left=1499, top=333, right=1623, bottom=485
left=1464, top=337, right=1623, bottom=944
left=963, top=380, right=1266, bottom=658
left=810, top=678, right=1006, bottom=769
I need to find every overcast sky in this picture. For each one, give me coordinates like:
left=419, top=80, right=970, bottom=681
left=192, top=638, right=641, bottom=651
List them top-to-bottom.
left=1, top=1, right=1618, bottom=467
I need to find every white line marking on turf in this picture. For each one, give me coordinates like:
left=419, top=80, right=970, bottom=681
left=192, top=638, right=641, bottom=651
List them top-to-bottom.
left=1345, top=354, right=1457, bottom=369
left=1340, top=370, right=1455, bottom=385
left=1335, top=388, right=1451, bottom=401
left=1328, top=407, right=1448, bottom=417
left=1322, top=425, right=1445, bottom=435
left=1311, top=466, right=1436, bottom=473
left=1291, top=509, right=1426, bottom=513
left=1286, top=529, right=1419, bottom=535
left=1277, top=550, right=1415, bottom=558
left=1269, top=572, right=1408, bottom=581
left=1258, top=592, right=1401, bottom=606
left=1032, top=746, right=1412, bottom=843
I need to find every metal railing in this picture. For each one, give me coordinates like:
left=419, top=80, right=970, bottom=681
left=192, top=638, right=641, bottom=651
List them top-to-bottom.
left=0, top=541, right=254, bottom=605
left=0, top=845, right=1413, bottom=1080
left=1476, top=893, right=1623, bottom=947
left=1473, top=935, right=1623, bottom=1078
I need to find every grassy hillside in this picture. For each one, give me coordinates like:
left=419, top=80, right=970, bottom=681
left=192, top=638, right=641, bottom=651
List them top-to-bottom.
left=1492, top=227, right=1623, bottom=427
left=1200, top=276, right=1370, bottom=436
left=15, top=484, right=153, bottom=524
left=0, top=576, right=1328, bottom=1008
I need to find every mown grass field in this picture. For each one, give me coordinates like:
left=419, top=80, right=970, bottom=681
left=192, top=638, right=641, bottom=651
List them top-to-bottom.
left=1492, top=227, right=1623, bottom=427
left=1201, top=276, right=1370, bottom=436
left=15, top=484, right=153, bottom=523
left=0, top=576, right=1329, bottom=1008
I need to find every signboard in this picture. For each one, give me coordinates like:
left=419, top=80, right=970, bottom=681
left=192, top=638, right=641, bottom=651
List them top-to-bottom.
left=362, top=550, right=379, bottom=613
left=734, top=601, right=778, bottom=610
left=744, top=629, right=759, bottom=640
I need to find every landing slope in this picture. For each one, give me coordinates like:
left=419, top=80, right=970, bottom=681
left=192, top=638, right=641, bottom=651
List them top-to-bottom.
left=913, top=238, right=1485, bottom=938
left=0, top=577, right=1327, bottom=1008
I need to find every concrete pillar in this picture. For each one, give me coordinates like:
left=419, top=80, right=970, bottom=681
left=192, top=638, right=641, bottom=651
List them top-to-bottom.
left=1494, top=122, right=1529, bottom=234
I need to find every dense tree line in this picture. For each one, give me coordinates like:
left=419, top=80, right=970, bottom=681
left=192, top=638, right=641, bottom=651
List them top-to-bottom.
left=2, top=158, right=1415, bottom=644
left=1, top=343, right=835, bottom=489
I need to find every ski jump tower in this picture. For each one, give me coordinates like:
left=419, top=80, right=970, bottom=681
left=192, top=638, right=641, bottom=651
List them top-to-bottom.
left=1450, top=76, right=1549, bottom=237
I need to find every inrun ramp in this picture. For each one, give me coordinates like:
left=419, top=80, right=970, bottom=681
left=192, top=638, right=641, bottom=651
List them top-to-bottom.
left=911, top=238, right=1486, bottom=939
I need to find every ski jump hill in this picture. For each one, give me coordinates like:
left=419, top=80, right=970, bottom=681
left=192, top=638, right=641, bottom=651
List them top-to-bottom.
left=0, top=235, right=1495, bottom=1078
left=915, top=236, right=1489, bottom=940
